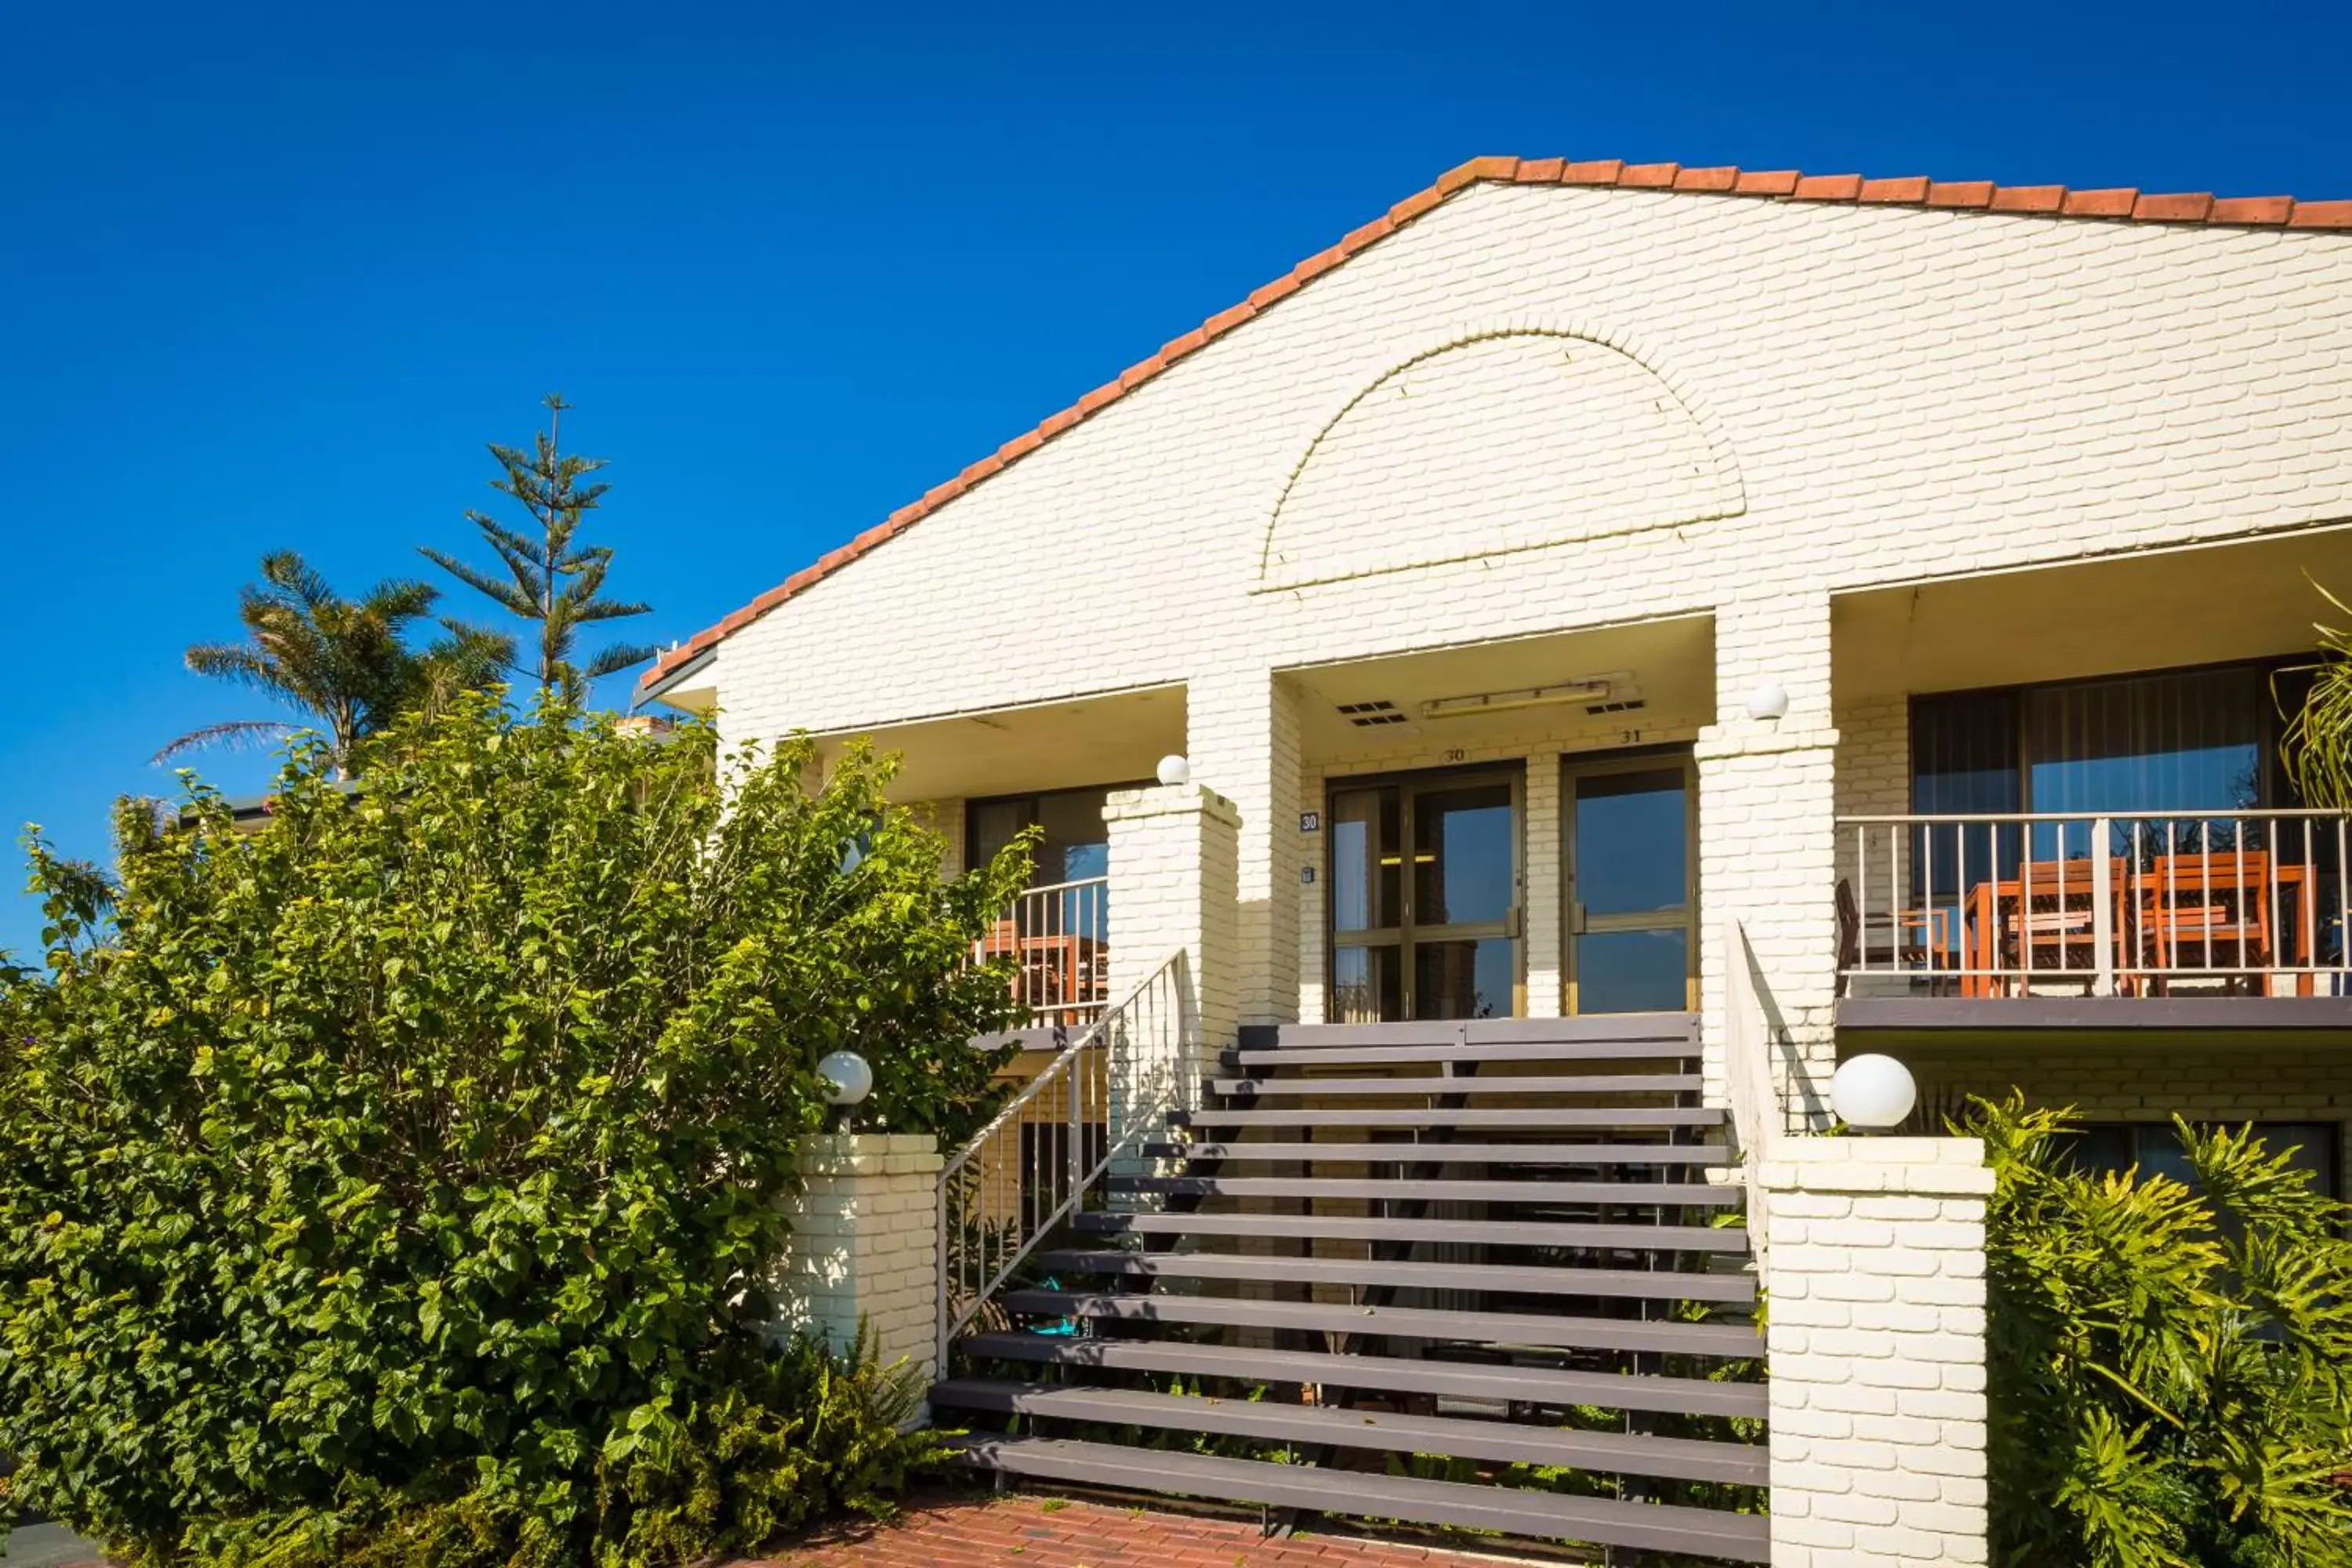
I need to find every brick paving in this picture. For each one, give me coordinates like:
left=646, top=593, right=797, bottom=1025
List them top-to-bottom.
left=739, top=1492, right=1554, bottom=1568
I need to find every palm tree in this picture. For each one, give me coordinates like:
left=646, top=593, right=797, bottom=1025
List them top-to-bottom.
left=422, top=394, right=656, bottom=704
left=156, top=551, right=508, bottom=776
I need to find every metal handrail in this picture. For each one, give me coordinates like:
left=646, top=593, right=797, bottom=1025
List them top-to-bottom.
left=1838, top=808, right=2350, bottom=994
left=936, top=949, right=1189, bottom=1370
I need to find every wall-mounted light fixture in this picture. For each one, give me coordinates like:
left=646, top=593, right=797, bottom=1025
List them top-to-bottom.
left=1421, top=680, right=1612, bottom=721
left=1747, top=682, right=1790, bottom=721
left=1156, top=754, right=1192, bottom=786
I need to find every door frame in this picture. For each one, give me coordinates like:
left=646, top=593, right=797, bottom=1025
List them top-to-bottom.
left=1560, top=747, right=1700, bottom=1014
left=1324, top=760, right=1528, bottom=1021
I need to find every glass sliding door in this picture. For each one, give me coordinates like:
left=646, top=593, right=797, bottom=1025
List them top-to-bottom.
left=1563, top=753, right=1698, bottom=1014
left=1327, top=766, right=1523, bottom=1022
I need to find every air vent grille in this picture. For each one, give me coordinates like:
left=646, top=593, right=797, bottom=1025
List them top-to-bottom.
left=1585, top=698, right=1648, bottom=716
left=1336, top=699, right=1408, bottom=728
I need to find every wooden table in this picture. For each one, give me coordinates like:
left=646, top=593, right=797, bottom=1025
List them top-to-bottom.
left=1954, top=863, right=2313, bottom=998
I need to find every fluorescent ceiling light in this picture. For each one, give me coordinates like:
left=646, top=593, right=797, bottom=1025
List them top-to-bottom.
left=1420, top=680, right=1612, bottom=720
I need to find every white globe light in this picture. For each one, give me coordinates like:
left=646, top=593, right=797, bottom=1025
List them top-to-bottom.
left=1747, top=682, right=1790, bottom=721
left=1156, top=753, right=1192, bottom=786
left=817, top=1051, right=873, bottom=1107
left=1831, top=1053, right=1918, bottom=1131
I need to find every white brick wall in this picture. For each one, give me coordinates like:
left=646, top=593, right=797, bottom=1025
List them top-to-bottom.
left=696, top=179, right=2352, bottom=1105
left=1104, top=784, right=1240, bottom=1130
left=1908, top=1043, right=2352, bottom=1193
left=769, top=1133, right=944, bottom=1385
left=1763, top=1136, right=1994, bottom=1565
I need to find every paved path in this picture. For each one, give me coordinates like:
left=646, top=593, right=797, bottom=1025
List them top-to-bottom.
left=739, top=1493, right=1548, bottom=1568
left=1, top=1523, right=108, bottom=1567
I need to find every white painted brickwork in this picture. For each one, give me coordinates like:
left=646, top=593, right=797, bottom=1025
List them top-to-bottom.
left=701, top=182, right=2350, bottom=1078
left=1103, top=784, right=1240, bottom=1136
left=1911, top=1044, right=2352, bottom=1197
left=768, top=1134, right=944, bottom=1387
left=1763, top=1137, right=1994, bottom=1565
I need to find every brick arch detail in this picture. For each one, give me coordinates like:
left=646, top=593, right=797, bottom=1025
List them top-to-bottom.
left=1252, top=321, right=1748, bottom=592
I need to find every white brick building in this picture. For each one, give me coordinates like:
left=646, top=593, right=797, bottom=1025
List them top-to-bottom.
left=658, top=157, right=2352, bottom=1560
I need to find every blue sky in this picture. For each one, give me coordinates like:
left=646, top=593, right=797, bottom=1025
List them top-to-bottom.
left=2, top=0, right=2346, bottom=959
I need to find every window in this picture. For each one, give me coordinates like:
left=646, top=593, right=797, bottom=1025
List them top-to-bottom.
left=1911, top=662, right=2291, bottom=820
left=967, top=782, right=1147, bottom=887
left=2060, top=1120, right=2339, bottom=1200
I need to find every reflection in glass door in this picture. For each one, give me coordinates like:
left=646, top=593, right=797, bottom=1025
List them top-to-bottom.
left=1564, top=754, right=1697, bottom=1014
left=1328, top=768, right=1523, bottom=1022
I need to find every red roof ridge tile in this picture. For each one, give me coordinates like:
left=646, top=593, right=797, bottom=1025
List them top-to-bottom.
left=640, top=155, right=2349, bottom=694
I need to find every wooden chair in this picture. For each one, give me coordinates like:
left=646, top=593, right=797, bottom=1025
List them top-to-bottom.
left=2141, top=851, right=2273, bottom=993
left=2000, top=858, right=2132, bottom=994
left=1835, top=878, right=1947, bottom=996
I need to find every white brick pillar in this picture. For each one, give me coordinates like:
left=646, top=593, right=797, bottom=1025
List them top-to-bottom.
left=1697, top=592, right=1839, bottom=1127
left=1185, top=667, right=1303, bottom=1025
left=1104, top=782, right=1242, bottom=1144
left=769, top=1133, right=945, bottom=1388
left=1762, top=1136, right=1993, bottom=1566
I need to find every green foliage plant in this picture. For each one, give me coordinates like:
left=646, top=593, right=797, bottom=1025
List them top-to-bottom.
left=423, top=396, right=657, bottom=702
left=158, top=551, right=509, bottom=775
left=2278, top=578, right=2352, bottom=810
left=0, top=695, right=1026, bottom=1565
left=1962, top=1094, right=2352, bottom=1567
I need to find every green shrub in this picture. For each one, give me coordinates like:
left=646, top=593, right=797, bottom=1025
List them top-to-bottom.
left=0, top=697, right=1023, bottom=1564
left=1962, top=1094, right=2352, bottom=1567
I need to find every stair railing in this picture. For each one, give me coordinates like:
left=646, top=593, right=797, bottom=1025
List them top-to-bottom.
left=1722, top=920, right=1780, bottom=1270
left=936, top=948, right=1191, bottom=1370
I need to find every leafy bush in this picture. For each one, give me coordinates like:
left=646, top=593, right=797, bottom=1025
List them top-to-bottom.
left=0, top=698, right=1024, bottom=1564
left=1962, top=1095, right=2352, bottom=1567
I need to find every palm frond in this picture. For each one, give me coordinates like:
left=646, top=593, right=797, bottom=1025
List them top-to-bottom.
left=151, top=719, right=299, bottom=764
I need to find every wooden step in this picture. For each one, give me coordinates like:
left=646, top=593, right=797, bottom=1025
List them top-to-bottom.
left=1236, top=1017, right=1700, bottom=1051
left=1225, top=1038, right=1697, bottom=1069
left=1210, top=1073, right=1702, bottom=1098
left=1177, top=1105, right=1725, bottom=1131
left=1140, top=1140, right=1733, bottom=1166
left=1110, top=1174, right=1738, bottom=1205
left=1073, top=1210, right=1751, bottom=1252
left=1034, top=1247, right=1755, bottom=1303
left=996, top=1290, right=1762, bottom=1359
left=956, top=1330, right=1770, bottom=1417
left=931, top=1379, right=1766, bottom=1485
left=951, top=1436, right=1769, bottom=1563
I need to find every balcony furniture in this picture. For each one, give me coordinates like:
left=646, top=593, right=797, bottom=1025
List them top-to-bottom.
left=2137, top=853, right=2314, bottom=996
left=1958, top=859, right=2136, bottom=998
left=1835, top=878, right=1957, bottom=996
left=975, top=922, right=1108, bottom=1022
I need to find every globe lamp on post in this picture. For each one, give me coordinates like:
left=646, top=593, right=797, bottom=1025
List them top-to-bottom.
left=818, top=1050, right=874, bottom=1134
left=1829, top=1053, right=1917, bottom=1133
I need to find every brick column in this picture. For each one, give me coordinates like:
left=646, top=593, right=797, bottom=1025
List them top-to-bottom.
left=1697, top=591, right=1839, bottom=1127
left=1185, top=667, right=1302, bottom=1025
left=1103, top=783, right=1241, bottom=1144
left=769, top=1133, right=945, bottom=1388
left=1761, top=1136, right=1993, bottom=1566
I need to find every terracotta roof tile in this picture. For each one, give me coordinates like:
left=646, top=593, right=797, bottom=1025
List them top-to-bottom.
left=640, top=154, right=2350, bottom=693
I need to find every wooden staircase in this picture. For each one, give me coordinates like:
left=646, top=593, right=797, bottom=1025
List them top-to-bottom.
left=934, top=1015, right=1769, bottom=1564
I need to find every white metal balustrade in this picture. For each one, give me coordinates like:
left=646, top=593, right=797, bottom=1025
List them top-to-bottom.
left=1838, top=811, right=2351, bottom=998
left=972, top=875, right=1109, bottom=1026
left=936, top=950, right=1189, bottom=1370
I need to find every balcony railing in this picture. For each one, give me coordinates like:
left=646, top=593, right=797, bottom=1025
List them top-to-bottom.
left=1838, top=811, right=2350, bottom=998
left=974, top=875, right=1110, bottom=1027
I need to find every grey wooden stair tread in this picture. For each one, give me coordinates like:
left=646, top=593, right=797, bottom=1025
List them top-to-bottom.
left=1236, top=1017, right=1700, bottom=1051
left=1226, top=1038, right=1697, bottom=1068
left=1210, top=1073, right=1702, bottom=1097
left=1177, top=1106, right=1725, bottom=1130
left=1139, top=1140, right=1732, bottom=1165
left=1110, top=1174, right=1738, bottom=1205
left=1073, top=1210, right=1751, bottom=1252
left=1035, top=1247, right=1756, bottom=1302
left=997, top=1289, right=1762, bottom=1359
left=955, top=1330, right=1770, bottom=1417
left=930, top=1378, right=1767, bottom=1485
left=950, top=1436, right=1769, bottom=1563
